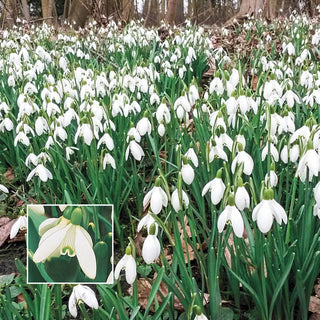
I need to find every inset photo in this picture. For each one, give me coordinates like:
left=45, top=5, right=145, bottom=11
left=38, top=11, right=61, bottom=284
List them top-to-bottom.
left=27, top=205, right=113, bottom=284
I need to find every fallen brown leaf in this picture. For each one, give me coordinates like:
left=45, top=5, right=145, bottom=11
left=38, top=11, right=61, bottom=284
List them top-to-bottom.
left=4, top=167, right=14, bottom=181
left=0, top=217, right=15, bottom=247
left=128, top=273, right=210, bottom=312
left=314, top=278, right=320, bottom=297
left=309, top=296, right=320, bottom=314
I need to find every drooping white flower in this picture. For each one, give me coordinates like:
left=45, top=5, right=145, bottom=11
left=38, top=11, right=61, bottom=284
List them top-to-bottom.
left=209, top=77, right=224, bottom=95
left=136, top=116, right=152, bottom=136
left=74, top=123, right=94, bottom=146
left=158, top=123, right=165, bottom=137
left=97, top=133, right=114, bottom=150
left=125, top=140, right=145, bottom=161
left=261, top=143, right=279, bottom=162
left=66, top=147, right=79, bottom=161
left=296, top=147, right=320, bottom=182
left=185, top=148, right=198, bottom=167
left=231, top=150, right=254, bottom=175
left=102, top=153, right=116, bottom=169
left=181, top=163, right=194, bottom=185
left=27, top=164, right=53, bottom=182
left=265, top=170, right=278, bottom=187
left=202, top=172, right=225, bottom=205
left=143, top=179, right=168, bottom=214
left=314, top=181, right=320, bottom=205
left=0, top=184, right=9, bottom=193
left=235, top=184, right=250, bottom=211
left=171, top=189, right=189, bottom=212
left=252, top=189, right=287, bottom=233
left=217, top=194, right=244, bottom=238
left=33, top=212, right=96, bottom=279
left=137, top=213, right=157, bottom=233
left=10, top=215, right=27, bottom=239
left=142, top=224, right=161, bottom=264
left=114, top=246, right=137, bottom=285
left=68, top=285, right=98, bottom=318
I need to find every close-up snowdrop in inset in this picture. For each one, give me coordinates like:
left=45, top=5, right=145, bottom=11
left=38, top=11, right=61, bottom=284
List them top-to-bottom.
left=33, top=209, right=97, bottom=279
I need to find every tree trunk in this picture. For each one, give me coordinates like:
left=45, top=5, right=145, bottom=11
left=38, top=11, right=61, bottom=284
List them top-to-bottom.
left=2, top=0, right=18, bottom=27
left=20, top=0, right=30, bottom=21
left=41, top=0, right=57, bottom=24
left=63, top=0, right=71, bottom=20
left=68, top=0, right=92, bottom=28
left=122, top=0, right=134, bottom=22
left=166, top=0, right=178, bottom=25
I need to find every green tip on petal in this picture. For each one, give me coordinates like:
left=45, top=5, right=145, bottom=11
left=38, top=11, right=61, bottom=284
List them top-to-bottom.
left=71, top=207, right=82, bottom=225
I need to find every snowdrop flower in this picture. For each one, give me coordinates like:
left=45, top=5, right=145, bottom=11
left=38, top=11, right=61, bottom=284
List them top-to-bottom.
left=282, top=42, right=295, bottom=55
left=209, top=77, right=224, bottom=95
left=188, top=84, right=199, bottom=106
left=281, top=90, right=300, bottom=108
left=174, top=94, right=191, bottom=121
left=156, top=103, right=171, bottom=123
left=136, top=115, right=152, bottom=136
left=35, top=116, right=49, bottom=136
left=0, top=118, right=13, bottom=132
left=74, top=123, right=94, bottom=146
left=158, top=123, right=165, bottom=137
left=289, top=125, right=311, bottom=145
left=14, top=131, right=30, bottom=146
left=97, top=133, right=114, bottom=150
left=125, top=139, right=145, bottom=161
left=208, top=139, right=228, bottom=162
left=261, top=143, right=279, bottom=162
left=296, top=145, right=320, bottom=182
left=66, top=147, right=79, bottom=161
left=185, top=148, right=198, bottom=167
left=231, top=149, right=254, bottom=175
left=103, top=153, right=116, bottom=169
left=181, top=160, right=194, bottom=185
left=27, top=164, right=53, bottom=182
left=202, top=170, right=225, bottom=205
left=265, top=170, right=278, bottom=187
left=143, top=178, right=168, bottom=214
left=235, top=179, right=250, bottom=210
left=314, top=181, right=320, bottom=205
left=0, top=184, right=9, bottom=193
left=171, top=188, right=189, bottom=212
left=252, top=188, right=287, bottom=233
left=217, top=194, right=244, bottom=238
left=33, top=209, right=97, bottom=279
left=137, top=213, right=157, bottom=233
left=10, top=214, right=27, bottom=239
left=142, top=223, right=161, bottom=264
left=114, top=246, right=137, bottom=285
left=68, top=285, right=98, bottom=318
left=194, top=306, right=208, bottom=320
